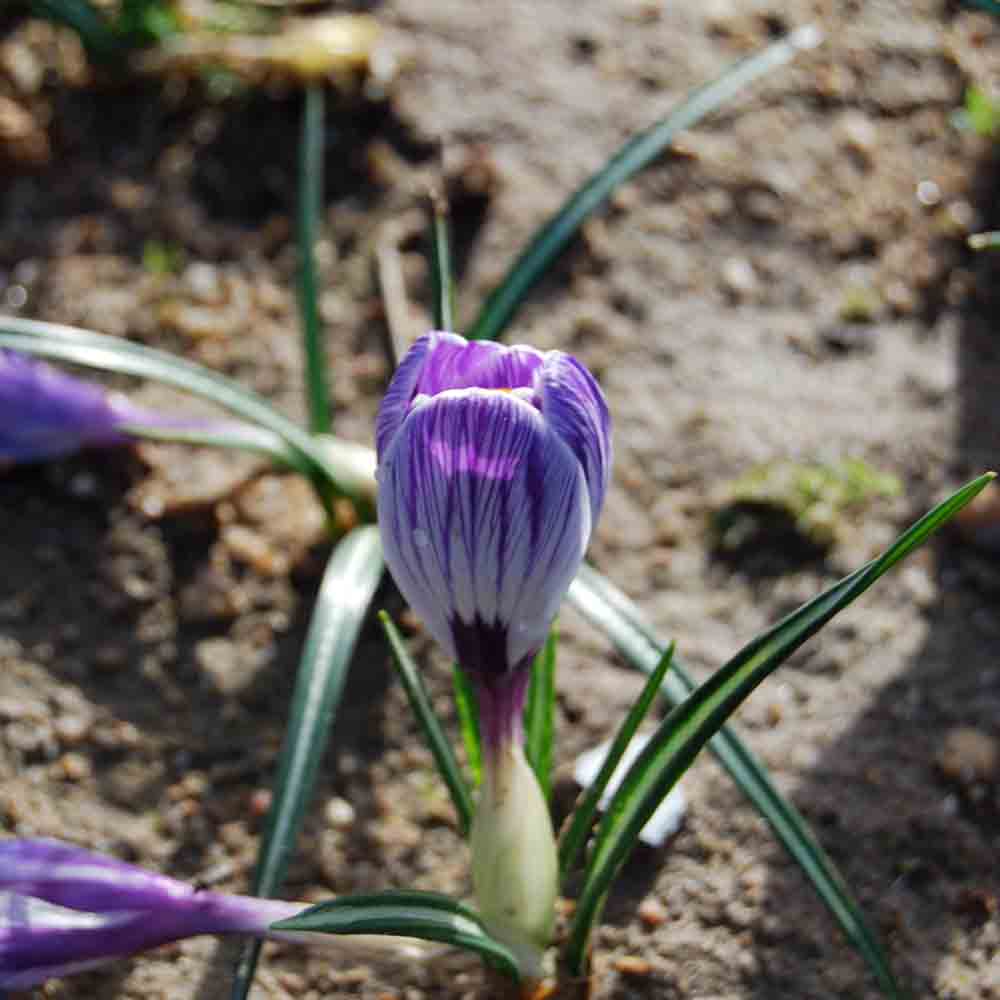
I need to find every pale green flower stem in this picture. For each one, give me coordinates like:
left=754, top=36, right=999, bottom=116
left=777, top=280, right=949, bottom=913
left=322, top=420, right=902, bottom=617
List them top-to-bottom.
left=471, top=741, right=558, bottom=981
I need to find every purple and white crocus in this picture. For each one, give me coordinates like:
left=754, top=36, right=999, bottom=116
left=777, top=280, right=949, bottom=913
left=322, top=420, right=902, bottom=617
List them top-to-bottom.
left=375, top=331, right=611, bottom=976
left=0, top=837, right=309, bottom=989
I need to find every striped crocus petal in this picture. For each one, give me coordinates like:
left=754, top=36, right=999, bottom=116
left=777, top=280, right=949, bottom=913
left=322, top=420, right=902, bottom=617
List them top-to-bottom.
left=375, top=332, right=546, bottom=463
left=537, top=352, right=611, bottom=524
left=378, top=387, right=590, bottom=702
left=0, top=839, right=301, bottom=989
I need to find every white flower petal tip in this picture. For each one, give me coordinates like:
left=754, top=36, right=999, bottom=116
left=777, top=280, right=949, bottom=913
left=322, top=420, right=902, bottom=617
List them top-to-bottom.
left=573, top=731, right=687, bottom=848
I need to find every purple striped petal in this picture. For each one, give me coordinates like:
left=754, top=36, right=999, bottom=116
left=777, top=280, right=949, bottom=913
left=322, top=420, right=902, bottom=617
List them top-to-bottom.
left=375, top=332, right=546, bottom=462
left=376, top=332, right=611, bottom=750
left=412, top=334, right=545, bottom=397
left=538, top=353, right=611, bottom=524
left=378, top=388, right=590, bottom=682
left=0, top=839, right=301, bottom=989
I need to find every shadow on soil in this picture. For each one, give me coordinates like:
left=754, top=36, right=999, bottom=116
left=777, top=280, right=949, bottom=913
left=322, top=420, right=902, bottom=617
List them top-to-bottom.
left=742, top=146, right=1000, bottom=998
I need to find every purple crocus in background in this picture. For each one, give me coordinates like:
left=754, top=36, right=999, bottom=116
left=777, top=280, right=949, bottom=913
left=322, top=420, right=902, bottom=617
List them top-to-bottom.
left=375, top=330, right=611, bottom=975
left=0, top=349, right=165, bottom=464
left=0, top=838, right=308, bottom=989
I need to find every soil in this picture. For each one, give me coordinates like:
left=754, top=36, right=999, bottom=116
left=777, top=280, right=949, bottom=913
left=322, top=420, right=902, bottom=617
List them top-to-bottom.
left=2, top=1, right=1000, bottom=998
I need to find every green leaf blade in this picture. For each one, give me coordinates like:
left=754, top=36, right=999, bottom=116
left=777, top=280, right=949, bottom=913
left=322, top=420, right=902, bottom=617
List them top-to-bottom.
left=467, top=26, right=821, bottom=342
left=297, top=84, right=332, bottom=436
left=429, top=192, right=457, bottom=332
left=119, top=420, right=310, bottom=474
left=566, top=474, right=994, bottom=988
left=231, top=526, right=384, bottom=1000
left=379, top=612, right=475, bottom=837
left=523, top=628, right=557, bottom=802
left=558, top=641, right=673, bottom=881
left=272, top=890, right=520, bottom=980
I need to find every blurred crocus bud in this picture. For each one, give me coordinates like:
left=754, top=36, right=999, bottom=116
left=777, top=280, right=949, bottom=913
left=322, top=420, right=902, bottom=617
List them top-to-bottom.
left=376, top=331, right=611, bottom=750
left=0, top=349, right=155, bottom=463
left=0, top=838, right=305, bottom=989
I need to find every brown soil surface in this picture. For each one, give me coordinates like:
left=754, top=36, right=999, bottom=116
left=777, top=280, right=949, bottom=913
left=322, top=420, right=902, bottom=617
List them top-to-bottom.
left=2, top=1, right=999, bottom=998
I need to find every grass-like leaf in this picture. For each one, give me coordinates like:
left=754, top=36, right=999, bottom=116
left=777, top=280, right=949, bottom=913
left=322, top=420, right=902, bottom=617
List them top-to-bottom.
left=466, top=26, right=821, bottom=342
left=297, top=84, right=332, bottom=435
left=429, top=191, right=457, bottom=332
left=0, top=318, right=372, bottom=507
left=120, top=420, right=310, bottom=473
left=565, top=473, right=994, bottom=985
left=231, top=526, right=384, bottom=1000
left=569, top=566, right=900, bottom=995
left=379, top=611, right=475, bottom=837
left=523, top=628, right=557, bottom=802
left=557, top=641, right=673, bottom=881
left=453, top=664, right=482, bottom=787
left=272, top=890, right=520, bottom=980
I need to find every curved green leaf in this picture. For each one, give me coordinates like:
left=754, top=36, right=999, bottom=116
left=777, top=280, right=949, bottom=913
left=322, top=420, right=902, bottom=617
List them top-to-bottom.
left=467, top=26, right=821, bottom=342
left=297, top=84, right=332, bottom=435
left=0, top=318, right=370, bottom=506
left=120, top=420, right=310, bottom=474
left=566, top=473, right=994, bottom=987
left=231, top=527, right=384, bottom=999
left=568, top=566, right=900, bottom=993
left=379, top=611, right=474, bottom=837
left=558, top=641, right=673, bottom=880
left=272, top=890, right=520, bottom=980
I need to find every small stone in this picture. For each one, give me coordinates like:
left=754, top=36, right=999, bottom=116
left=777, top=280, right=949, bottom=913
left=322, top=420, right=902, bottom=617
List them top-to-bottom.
left=0, top=95, right=49, bottom=166
left=835, top=111, right=878, bottom=164
left=720, top=257, right=758, bottom=300
left=222, top=524, right=288, bottom=576
left=195, top=638, right=248, bottom=697
left=93, top=644, right=128, bottom=672
left=0, top=695, right=46, bottom=721
left=53, top=713, right=93, bottom=745
left=937, top=727, right=998, bottom=786
left=56, top=752, right=91, bottom=782
left=250, top=788, right=273, bottom=818
left=325, top=796, right=356, bottom=830
left=219, top=821, right=248, bottom=851
left=637, top=896, right=668, bottom=928
left=613, top=955, right=652, bottom=976
left=276, top=970, right=307, bottom=994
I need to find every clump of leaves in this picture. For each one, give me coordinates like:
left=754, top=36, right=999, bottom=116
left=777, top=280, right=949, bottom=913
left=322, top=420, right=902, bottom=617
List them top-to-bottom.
left=957, top=85, right=1000, bottom=138
left=713, top=458, right=902, bottom=555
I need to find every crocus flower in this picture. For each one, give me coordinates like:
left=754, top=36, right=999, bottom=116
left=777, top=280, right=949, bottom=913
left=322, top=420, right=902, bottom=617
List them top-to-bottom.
left=375, top=330, right=611, bottom=975
left=0, top=349, right=158, bottom=463
left=0, top=838, right=309, bottom=989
